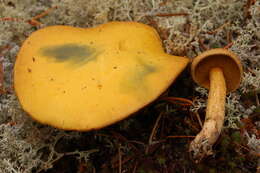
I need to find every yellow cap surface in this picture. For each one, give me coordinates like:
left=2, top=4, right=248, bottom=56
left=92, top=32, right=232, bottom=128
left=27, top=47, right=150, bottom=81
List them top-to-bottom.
left=14, top=22, right=189, bottom=130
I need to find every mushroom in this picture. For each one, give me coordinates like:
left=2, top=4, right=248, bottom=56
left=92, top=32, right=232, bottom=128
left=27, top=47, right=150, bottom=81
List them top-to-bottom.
left=14, top=21, right=189, bottom=131
left=189, top=48, right=243, bottom=159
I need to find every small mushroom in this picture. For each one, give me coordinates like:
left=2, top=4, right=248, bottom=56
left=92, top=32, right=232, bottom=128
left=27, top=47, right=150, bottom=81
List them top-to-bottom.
left=14, top=22, right=189, bottom=131
left=189, top=48, right=243, bottom=159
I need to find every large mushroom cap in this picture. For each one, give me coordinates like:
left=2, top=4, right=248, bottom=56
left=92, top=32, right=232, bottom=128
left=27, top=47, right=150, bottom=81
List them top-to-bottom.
left=14, top=22, right=189, bottom=131
left=191, top=48, right=243, bottom=93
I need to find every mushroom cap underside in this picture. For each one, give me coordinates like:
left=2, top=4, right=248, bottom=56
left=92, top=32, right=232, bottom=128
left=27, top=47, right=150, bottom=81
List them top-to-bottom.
left=14, top=21, right=189, bottom=130
left=191, top=48, right=243, bottom=92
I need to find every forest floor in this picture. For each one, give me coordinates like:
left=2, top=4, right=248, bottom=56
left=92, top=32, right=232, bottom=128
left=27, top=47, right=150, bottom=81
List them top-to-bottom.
left=0, top=0, right=259, bottom=172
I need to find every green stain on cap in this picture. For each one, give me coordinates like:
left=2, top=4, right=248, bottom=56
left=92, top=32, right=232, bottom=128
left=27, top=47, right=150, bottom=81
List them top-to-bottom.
left=40, top=43, right=97, bottom=65
left=120, top=57, right=157, bottom=96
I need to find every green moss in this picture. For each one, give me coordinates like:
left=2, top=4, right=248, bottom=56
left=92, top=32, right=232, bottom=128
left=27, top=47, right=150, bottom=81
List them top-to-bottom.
left=254, top=106, right=260, bottom=113
left=231, top=131, right=241, bottom=143
left=221, top=136, right=231, bottom=151
left=157, top=156, right=166, bottom=165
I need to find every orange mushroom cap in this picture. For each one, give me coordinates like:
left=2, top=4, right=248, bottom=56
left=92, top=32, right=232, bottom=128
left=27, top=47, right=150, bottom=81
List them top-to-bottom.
left=191, top=48, right=243, bottom=93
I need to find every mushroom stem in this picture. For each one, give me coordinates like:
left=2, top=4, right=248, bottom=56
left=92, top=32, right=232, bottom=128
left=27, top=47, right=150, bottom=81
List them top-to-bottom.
left=190, top=67, right=226, bottom=159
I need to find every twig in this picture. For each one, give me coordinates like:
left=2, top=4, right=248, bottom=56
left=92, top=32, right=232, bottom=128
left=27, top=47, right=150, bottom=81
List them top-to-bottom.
left=159, top=0, right=170, bottom=6
left=244, top=0, right=256, bottom=19
left=0, top=6, right=57, bottom=26
left=28, top=6, right=57, bottom=26
left=154, top=12, right=189, bottom=17
left=145, top=16, right=158, bottom=28
left=0, top=17, right=21, bottom=22
left=207, top=22, right=230, bottom=35
left=226, top=30, right=232, bottom=44
left=198, top=38, right=209, bottom=51
left=224, top=42, right=233, bottom=49
left=0, top=45, right=12, bottom=94
left=0, top=45, right=12, bottom=56
left=0, top=62, right=4, bottom=94
left=247, top=67, right=257, bottom=75
left=255, top=91, right=259, bottom=106
left=161, top=97, right=193, bottom=107
left=194, top=111, right=203, bottom=128
left=145, top=112, right=163, bottom=154
left=148, top=113, right=163, bottom=144
left=184, top=117, right=200, bottom=132
left=6, top=121, right=17, bottom=126
left=110, top=131, right=140, bottom=153
left=97, top=132, right=140, bottom=154
left=167, top=135, right=195, bottom=139
left=128, top=140, right=146, bottom=147
left=233, top=141, right=260, bottom=157
left=233, top=142, right=250, bottom=152
left=118, top=144, right=122, bottom=173
left=112, top=155, right=134, bottom=169
left=132, top=160, right=138, bottom=173
left=78, top=162, right=88, bottom=173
